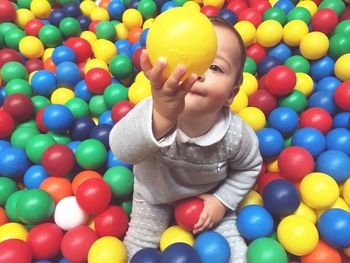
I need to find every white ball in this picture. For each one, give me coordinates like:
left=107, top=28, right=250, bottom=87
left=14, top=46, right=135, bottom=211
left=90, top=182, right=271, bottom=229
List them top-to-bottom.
left=54, top=196, right=88, bottom=230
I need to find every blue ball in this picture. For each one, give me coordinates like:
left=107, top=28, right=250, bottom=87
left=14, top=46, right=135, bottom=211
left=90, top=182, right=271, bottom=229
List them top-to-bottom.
left=108, top=0, right=126, bottom=20
left=128, top=0, right=140, bottom=9
left=154, top=0, right=167, bottom=8
left=274, top=0, right=294, bottom=13
left=160, top=1, right=179, bottom=12
left=62, top=3, right=82, bottom=18
left=48, top=9, right=67, bottom=26
left=217, top=9, right=237, bottom=26
left=76, top=15, right=91, bottom=31
left=140, top=28, right=149, bottom=47
left=115, top=39, right=132, bottom=51
left=131, top=42, right=141, bottom=52
left=267, top=43, right=292, bottom=63
left=51, top=45, right=76, bottom=65
left=257, top=56, right=282, bottom=77
left=310, top=56, right=335, bottom=82
left=55, top=61, right=82, bottom=87
left=31, top=70, right=57, bottom=96
left=317, top=76, right=341, bottom=94
left=74, top=80, right=92, bottom=102
left=308, top=90, right=338, bottom=116
left=43, top=104, right=74, bottom=133
left=268, top=106, right=298, bottom=136
left=98, top=110, right=113, bottom=126
left=333, top=112, right=350, bottom=129
left=70, top=117, right=96, bottom=141
left=89, top=124, right=112, bottom=149
left=292, top=127, right=326, bottom=158
left=256, top=128, right=284, bottom=159
left=326, top=128, right=350, bottom=156
left=0, top=140, right=11, bottom=153
left=67, top=141, right=81, bottom=153
left=0, top=147, right=29, bottom=178
left=107, top=150, right=133, bottom=170
left=316, top=150, right=350, bottom=183
left=23, top=165, right=49, bottom=189
left=262, top=179, right=300, bottom=217
left=237, top=205, right=274, bottom=240
left=318, top=208, right=350, bottom=248
left=194, top=231, right=230, bottom=263
left=159, top=243, right=200, bottom=263
left=131, top=248, right=160, bottom=263
left=58, top=258, right=70, bottom=263
left=34, top=260, right=52, bottom=263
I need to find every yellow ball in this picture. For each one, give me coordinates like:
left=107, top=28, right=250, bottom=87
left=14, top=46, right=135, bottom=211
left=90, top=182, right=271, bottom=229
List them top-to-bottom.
left=30, top=0, right=51, bottom=19
left=80, top=0, right=97, bottom=17
left=203, top=0, right=224, bottom=9
left=269, top=0, right=278, bottom=6
left=183, top=1, right=201, bottom=11
left=296, top=1, right=318, bottom=16
left=90, top=7, right=110, bottom=21
left=147, top=7, right=217, bottom=80
left=15, top=8, right=35, bottom=29
left=122, top=8, right=143, bottom=30
left=143, top=18, right=154, bottom=29
left=256, top=20, right=283, bottom=47
left=283, top=20, right=309, bottom=47
left=234, top=21, right=256, bottom=46
left=115, top=23, right=129, bottom=40
left=80, top=31, right=97, bottom=47
left=300, top=32, right=329, bottom=60
left=19, top=36, right=44, bottom=59
left=93, top=39, right=117, bottom=64
left=42, top=48, right=54, bottom=61
left=334, top=53, right=350, bottom=81
left=84, top=59, right=109, bottom=74
left=134, top=71, right=148, bottom=82
left=240, top=72, right=258, bottom=96
left=295, top=72, right=314, bottom=97
left=128, top=80, right=151, bottom=104
left=51, top=87, right=75, bottom=105
left=230, top=90, right=248, bottom=113
left=238, top=107, right=266, bottom=132
left=266, top=158, right=279, bottom=172
left=300, top=172, right=339, bottom=210
left=342, top=177, right=350, bottom=205
left=238, top=190, right=263, bottom=211
left=317, top=197, right=350, bottom=218
left=292, top=201, right=317, bottom=224
left=277, top=215, right=319, bottom=256
left=0, top=222, right=28, bottom=242
left=160, top=225, right=194, bottom=251
left=88, top=236, right=126, bottom=263
left=344, top=246, right=350, bottom=258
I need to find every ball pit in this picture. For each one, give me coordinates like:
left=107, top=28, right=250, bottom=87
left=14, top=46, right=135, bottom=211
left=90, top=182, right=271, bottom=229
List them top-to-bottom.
left=0, top=1, right=350, bottom=262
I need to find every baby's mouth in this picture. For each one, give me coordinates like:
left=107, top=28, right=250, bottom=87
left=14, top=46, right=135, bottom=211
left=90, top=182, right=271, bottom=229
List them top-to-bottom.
left=189, top=87, right=205, bottom=96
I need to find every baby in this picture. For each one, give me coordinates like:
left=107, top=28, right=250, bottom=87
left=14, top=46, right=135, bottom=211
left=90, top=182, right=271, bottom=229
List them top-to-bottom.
left=110, top=16, right=262, bottom=263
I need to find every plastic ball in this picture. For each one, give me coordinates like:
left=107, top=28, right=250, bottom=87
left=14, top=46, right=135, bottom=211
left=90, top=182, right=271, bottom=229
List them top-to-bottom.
left=0, top=0, right=16, bottom=22
left=108, top=0, right=126, bottom=20
left=287, top=6, right=311, bottom=24
left=238, top=7, right=262, bottom=28
left=59, top=17, right=81, bottom=38
left=256, top=20, right=283, bottom=47
left=283, top=20, right=309, bottom=47
left=234, top=21, right=256, bottom=47
left=39, top=24, right=63, bottom=48
left=300, top=32, right=329, bottom=60
left=329, top=33, right=350, bottom=60
left=19, top=36, right=44, bottom=59
left=64, top=37, right=92, bottom=63
left=92, top=39, right=117, bottom=64
left=246, top=43, right=267, bottom=64
left=267, top=43, right=291, bottom=63
left=51, top=45, right=76, bottom=65
left=0, top=48, right=22, bottom=68
left=109, top=54, right=134, bottom=80
left=334, top=54, right=350, bottom=81
left=284, top=55, right=310, bottom=73
left=310, top=56, right=335, bottom=82
left=24, top=58, right=43, bottom=74
left=1, top=61, right=28, bottom=83
left=55, top=61, right=82, bottom=87
left=265, top=65, right=296, bottom=96
left=85, top=68, right=112, bottom=94
left=31, top=70, right=57, bottom=96
left=295, top=72, right=314, bottom=97
left=51, top=87, right=75, bottom=105
left=248, top=89, right=276, bottom=117
left=308, top=90, right=338, bottom=116
left=2, top=93, right=34, bottom=123
left=111, top=100, right=135, bottom=123
left=43, top=104, right=74, bottom=133
left=268, top=106, right=298, bottom=136
left=238, top=107, right=266, bottom=132
left=299, top=107, right=333, bottom=134
left=0, top=109, right=15, bottom=139
left=333, top=112, right=350, bottom=129
left=70, top=117, right=96, bottom=141
left=291, top=127, right=326, bottom=158
left=256, top=128, right=284, bottom=159
left=326, top=128, right=350, bottom=156
left=75, top=139, right=107, bottom=170
left=41, top=144, right=75, bottom=177
left=0, top=147, right=29, bottom=178
left=316, top=150, right=350, bottom=183
left=23, top=164, right=48, bottom=189
left=103, top=166, right=134, bottom=198
left=39, top=176, right=72, bottom=204
left=0, top=177, right=17, bottom=207
left=54, top=196, right=88, bottom=231
left=174, top=198, right=203, bottom=232
left=277, top=215, right=319, bottom=256
left=0, top=221, right=28, bottom=242
left=160, top=225, right=194, bottom=251
left=88, top=236, right=126, bottom=263
left=247, top=237, right=287, bottom=263
left=0, top=239, right=32, bottom=263
left=301, top=240, right=341, bottom=263
left=159, top=242, right=200, bottom=263
left=131, top=247, right=160, bottom=263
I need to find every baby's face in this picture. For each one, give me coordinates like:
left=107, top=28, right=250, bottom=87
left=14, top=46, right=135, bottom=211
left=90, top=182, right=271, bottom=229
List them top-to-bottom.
left=182, top=23, right=241, bottom=117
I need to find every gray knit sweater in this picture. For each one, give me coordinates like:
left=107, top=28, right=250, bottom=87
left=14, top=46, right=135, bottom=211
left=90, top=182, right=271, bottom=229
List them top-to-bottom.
left=109, top=97, right=262, bottom=211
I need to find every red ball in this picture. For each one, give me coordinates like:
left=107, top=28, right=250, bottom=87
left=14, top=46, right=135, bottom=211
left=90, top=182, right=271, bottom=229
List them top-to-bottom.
left=0, top=0, right=16, bottom=22
left=227, top=0, right=248, bottom=15
left=249, top=0, right=271, bottom=13
left=200, top=5, right=219, bottom=16
left=340, top=7, right=350, bottom=21
left=238, top=8, right=262, bottom=28
left=311, top=8, right=339, bottom=35
left=24, top=19, right=45, bottom=37
left=88, top=20, right=100, bottom=33
left=65, top=37, right=93, bottom=63
left=246, top=43, right=266, bottom=64
left=132, top=47, right=144, bottom=71
left=0, top=49, right=22, bottom=68
left=25, top=58, right=44, bottom=73
left=265, top=65, right=296, bottom=96
left=85, top=68, right=112, bottom=94
left=258, top=74, right=268, bottom=89
left=334, top=80, right=350, bottom=111
left=248, top=89, right=277, bottom=116
left=2, top=93, right=34, bottom=122
left=111, top=100, right=135, bottom=123
left=299, top=107, right=333, bottom=134
left=35, top=108, right=49, bottom=133
left=0, top=109, right=15, bottom=139
left=41, top=144, right=76, bottom=176
left=278, top=146, right=315, bottom=182
left=257, top=171, right=285, bottom=194
left=76, top=178, right=112, bottom=214
left=174, top=198, right=204, bottom=231
left=94, top=205, right=129, bottom=239
left=27, top=223, right=63, bottom=260
left=61, top=225, right=98, bottom=263
left=0, top=239, right=32, bottom=263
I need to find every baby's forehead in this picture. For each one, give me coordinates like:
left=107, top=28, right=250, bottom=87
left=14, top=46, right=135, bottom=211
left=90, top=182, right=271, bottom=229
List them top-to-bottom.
left=215, top=25, right=243, bottom=64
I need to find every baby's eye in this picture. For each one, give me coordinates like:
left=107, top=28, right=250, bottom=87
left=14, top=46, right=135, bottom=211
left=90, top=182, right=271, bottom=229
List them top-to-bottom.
left=210, top=64, right=224, bottom=73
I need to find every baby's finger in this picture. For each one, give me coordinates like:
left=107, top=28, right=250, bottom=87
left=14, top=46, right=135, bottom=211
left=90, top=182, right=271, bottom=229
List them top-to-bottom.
left=140, top=49, right=153, bottom=76
left=149, top=57, right=167, bottom=90
left=164, top=64, right=186, bottom=93
left=179, top=73, right=198, bottom=94
left=194, top=211, right=207, bottom=229
left=195, top=217, right=212, bottom=234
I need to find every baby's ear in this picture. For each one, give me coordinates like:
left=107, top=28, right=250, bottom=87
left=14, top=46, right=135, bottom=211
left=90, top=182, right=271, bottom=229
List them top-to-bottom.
left=226, top=85, right=239, bottom=106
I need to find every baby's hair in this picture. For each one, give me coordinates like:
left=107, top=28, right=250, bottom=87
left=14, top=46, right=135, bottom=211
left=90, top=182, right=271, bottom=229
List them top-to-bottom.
left=208, top=16, right=247, bottom=87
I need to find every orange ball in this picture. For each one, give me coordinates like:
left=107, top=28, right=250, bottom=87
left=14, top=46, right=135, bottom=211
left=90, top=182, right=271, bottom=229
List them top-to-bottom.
left=98, top=0, right=111, bottom=10
left=128, top=27, right=143, bottom=44
left=43, top=57, right=56, bottom=73
left=71, top=170, right=102, bottom=195
left=40, top=177, right=73, bottom=204
left=0, top=207, right=8, bottom=226
left=301, top=240, right=341, bottom=263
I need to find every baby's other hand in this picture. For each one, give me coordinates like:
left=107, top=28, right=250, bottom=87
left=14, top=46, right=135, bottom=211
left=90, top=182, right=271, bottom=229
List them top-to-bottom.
left=193, top=194, right=227, bottom=235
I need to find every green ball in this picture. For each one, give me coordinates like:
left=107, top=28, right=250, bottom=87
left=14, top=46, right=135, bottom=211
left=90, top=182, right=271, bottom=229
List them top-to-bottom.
left=17, top=0, right=31, bottom=8
left=57, top=0, right=79, bottom=5
left=122, top=0, right=131, bottom=6
left=137, top=0, right=157, bottom=20
left=172, top=0, right=187, bottom=6
left=319, top=0, right=345, bottom=16
left=263, top=7, right=287, bottom=25
left=286, top=7, right=311, bottom=24
left=59, top=17, right=81, bottom=38
left=334, top=20, right=350, bottom=36
left=95, top=21, right=116, bottom=41
left=0, top=22, right=18, bottom=36
left=39, top=25, right=63, bottom=48
left=4, top=28, right=25, bottom=50
left=0, top=32, right=4, bottom=49
left=329, top=34, right=350, bottom=59
left=109, top=54, right=133, bottom=80
left=284, top=55, right=310, bottom=73
left=244, top=57, right=257, bottom=75
left=1, top=61, right=28, bottom=83
left=5, top=79, right=32, bottom=97
left=103, top=83, right=128, bottom=109
left=278, top=90, right=307, bottom=114
left=31, top=95, right=52, bottom=113
left=89, top=95, right=108, bottom=117
left=65, top=98, right=89, bottom=118
left=17, top=120, right=38, bottom=130
left=11, top=127, right=40, bottom=149
left=47, top=131, right=71, bottom=145
left=25, top=134, right=56, bottom=163
left=284, top=136, right=292, bottom=148
left=76, top=139, right=107, bottom=170
left=104, top=166, right=134, bottom=198
left=0, top=177, right=17, bottom=206
left=17, top=189, right=55, bottom=225
left=5, top=190, right=26, bottom=222
left=120, top=200, right=132, bottom=216
left=269, top=232, right=278, bottom=241
left=247, top=237, right=287, bottom=263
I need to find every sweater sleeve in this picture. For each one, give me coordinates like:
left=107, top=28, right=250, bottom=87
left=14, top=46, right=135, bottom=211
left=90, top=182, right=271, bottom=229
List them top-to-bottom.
left=109, top=97, right=176, bottom=164
left=213, top=121, right=262, bottom=211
